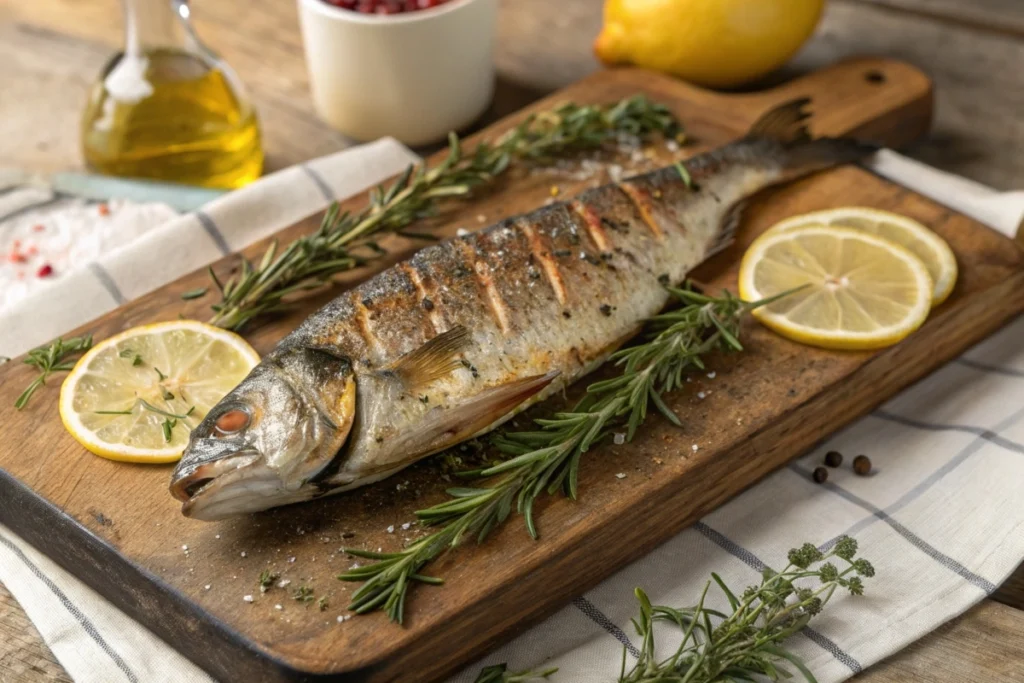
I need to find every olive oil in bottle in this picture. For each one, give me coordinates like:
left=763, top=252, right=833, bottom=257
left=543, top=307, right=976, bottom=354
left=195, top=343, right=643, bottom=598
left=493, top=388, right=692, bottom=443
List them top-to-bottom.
left=81, top=0, right=263, bottom=189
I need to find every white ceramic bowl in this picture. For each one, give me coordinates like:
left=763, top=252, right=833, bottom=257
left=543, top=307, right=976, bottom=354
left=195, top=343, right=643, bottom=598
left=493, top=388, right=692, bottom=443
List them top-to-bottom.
left=296, top=0, right=498, bottom=146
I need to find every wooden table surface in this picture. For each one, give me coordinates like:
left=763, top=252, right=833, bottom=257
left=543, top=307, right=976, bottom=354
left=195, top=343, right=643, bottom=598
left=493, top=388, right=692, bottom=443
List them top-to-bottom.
left=1, top=0, right=1022, bottom=681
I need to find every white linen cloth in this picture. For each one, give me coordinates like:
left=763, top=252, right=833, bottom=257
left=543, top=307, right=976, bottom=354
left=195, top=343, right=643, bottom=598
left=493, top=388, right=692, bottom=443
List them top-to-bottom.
left=0, top=146, right=1022, bottom=683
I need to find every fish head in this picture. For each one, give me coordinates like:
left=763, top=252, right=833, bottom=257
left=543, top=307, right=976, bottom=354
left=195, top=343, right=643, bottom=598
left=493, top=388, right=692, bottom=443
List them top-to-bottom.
left=169, top=347, right=356, bottom=520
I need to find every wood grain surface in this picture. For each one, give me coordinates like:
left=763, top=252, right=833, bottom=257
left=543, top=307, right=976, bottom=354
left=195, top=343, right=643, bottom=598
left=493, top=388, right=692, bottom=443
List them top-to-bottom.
left=2, top=0, right=1023, bottom=681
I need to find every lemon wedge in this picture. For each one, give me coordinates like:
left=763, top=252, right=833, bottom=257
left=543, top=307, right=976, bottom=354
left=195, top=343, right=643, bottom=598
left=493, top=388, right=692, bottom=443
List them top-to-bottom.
left=761, top=207, right=957, bottom=305
left=739, top=225, right=933, bottom=350
left=59, top=321, right=259, bottom=463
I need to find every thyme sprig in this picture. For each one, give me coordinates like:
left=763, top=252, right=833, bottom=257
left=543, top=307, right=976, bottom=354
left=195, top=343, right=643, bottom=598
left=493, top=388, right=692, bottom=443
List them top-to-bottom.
left=207, top=96, right=682, bottom=330
left=338, top=286, right=797, bottom=623
left=14, top=335, right=93, bottom=409
left=476, top=537, right=873, bottom=683
left=618, top=537, right=874, bottom=683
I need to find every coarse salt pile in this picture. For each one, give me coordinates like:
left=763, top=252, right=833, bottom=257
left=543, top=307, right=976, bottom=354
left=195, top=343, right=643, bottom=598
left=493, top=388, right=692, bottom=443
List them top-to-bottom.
left=0, top=198, right=178, bottom=315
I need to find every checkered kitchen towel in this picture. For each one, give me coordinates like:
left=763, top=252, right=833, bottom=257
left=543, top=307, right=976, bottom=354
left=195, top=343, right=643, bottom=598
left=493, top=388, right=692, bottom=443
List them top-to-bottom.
left=1, top=148, right=1023, bottom=683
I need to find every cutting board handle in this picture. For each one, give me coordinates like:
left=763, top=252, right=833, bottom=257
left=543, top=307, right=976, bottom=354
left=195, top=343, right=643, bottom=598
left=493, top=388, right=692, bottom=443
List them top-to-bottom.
left=737, top=57, right=934, bottom=148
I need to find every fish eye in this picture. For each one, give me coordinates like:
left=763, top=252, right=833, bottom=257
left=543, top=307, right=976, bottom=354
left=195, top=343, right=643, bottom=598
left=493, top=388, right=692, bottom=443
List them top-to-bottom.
left=214, top=408, right=251, bottom=436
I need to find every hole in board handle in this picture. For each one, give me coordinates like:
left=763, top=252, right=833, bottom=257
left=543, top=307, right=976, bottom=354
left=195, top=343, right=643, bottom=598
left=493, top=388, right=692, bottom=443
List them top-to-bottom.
left=865, top=70, right=886, bottom=84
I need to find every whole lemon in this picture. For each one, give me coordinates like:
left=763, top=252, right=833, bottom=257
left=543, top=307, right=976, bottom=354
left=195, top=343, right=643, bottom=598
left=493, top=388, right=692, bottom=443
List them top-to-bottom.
left=594, top=0, right=825, bottom=89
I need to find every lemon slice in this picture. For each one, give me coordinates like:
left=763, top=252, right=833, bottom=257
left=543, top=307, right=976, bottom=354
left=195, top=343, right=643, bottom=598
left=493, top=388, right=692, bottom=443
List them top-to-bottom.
left=762, top=207, right=957, bottom=305
left=739, top=225, right=933, bottom=350
left=59, top=321, right=260, bottom=463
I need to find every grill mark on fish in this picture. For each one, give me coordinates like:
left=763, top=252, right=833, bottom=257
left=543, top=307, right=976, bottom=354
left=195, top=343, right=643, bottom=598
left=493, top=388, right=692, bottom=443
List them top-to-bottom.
left=617, top=182, right=664, bottom=240
left=570, top=200, right=611, bottom=252
left=517, top=220, right=567, bottom=306
left=450, top=237, right=511, bottom=334
left=472, top=260, right=511, bottom=334
left=399, top=262, right=444, bottom=335
left=351, top=292, right=384, bottom=364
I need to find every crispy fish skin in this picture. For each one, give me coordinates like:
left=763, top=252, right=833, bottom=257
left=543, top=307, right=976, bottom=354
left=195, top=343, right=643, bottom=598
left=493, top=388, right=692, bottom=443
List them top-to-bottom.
left=170, top=99, right=875, bottom=519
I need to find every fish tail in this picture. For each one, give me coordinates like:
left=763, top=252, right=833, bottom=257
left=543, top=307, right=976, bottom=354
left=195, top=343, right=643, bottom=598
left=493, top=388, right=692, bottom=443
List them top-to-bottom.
left=746, top=97, right=879, bottom=179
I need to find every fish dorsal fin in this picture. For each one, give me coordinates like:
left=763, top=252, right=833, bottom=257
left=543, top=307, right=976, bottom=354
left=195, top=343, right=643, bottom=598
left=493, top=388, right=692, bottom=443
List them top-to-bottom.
left=746, top=98, right=812, bottom=146
left=388, top=325, right=472, bottom=390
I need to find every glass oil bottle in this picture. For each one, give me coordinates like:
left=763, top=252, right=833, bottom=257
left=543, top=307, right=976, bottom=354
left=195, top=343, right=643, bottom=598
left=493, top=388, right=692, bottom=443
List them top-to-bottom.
left=81, top=0, right=263, bottom=189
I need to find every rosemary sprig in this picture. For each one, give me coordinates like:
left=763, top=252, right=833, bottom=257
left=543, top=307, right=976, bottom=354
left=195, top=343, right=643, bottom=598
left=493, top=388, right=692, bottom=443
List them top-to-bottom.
left=208, top=96, right=682, bottom=330
left=338, top=286, right=797, bottom=622
left=14, top=335, right=93, bottom=409
left=618, top=537, right=874, bottom=683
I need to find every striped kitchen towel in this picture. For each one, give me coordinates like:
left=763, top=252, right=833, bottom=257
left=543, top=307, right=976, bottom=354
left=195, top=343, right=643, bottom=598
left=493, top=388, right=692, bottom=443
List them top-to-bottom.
left=0, top=138, right=419, bottom=357
left=0, top=149, right=1022, bottom=683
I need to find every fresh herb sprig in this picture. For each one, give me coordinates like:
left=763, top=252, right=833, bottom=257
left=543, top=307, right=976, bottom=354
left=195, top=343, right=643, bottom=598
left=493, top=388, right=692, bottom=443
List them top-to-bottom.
left=207, top=96, right=682, bottom=331
left=338, top=286, right=795, bottom=622
left=14, top=335, right=93, bottom=409
left=476, top=537, right=873, bottom=683
left=618, top=537, right=874, bottom=683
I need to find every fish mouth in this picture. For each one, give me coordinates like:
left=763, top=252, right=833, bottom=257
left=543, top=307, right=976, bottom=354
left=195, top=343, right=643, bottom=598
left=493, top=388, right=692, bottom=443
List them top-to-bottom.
left=171, top=452, right=315, bottom=521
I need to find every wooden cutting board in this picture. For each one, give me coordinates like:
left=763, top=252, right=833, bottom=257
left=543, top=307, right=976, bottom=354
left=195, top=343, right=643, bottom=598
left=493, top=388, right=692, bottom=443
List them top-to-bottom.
left=1, top=58, right=1022, bottom=683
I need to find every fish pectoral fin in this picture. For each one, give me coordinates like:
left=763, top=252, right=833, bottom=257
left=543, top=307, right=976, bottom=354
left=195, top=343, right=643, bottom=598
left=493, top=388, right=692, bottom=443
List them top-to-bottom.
left=386, top=325, right=472, bottom=391
left=387, top=370, right=560, bottom=465
left=430, top=370, right=562, bottom=449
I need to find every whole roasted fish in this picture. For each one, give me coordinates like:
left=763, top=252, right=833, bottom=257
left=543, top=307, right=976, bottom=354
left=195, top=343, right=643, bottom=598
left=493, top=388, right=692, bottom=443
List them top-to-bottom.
left=170, top=99, right=872, bottom=520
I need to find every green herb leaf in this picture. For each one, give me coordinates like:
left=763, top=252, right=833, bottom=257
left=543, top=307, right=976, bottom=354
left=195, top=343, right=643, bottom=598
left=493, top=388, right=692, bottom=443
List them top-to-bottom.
left=181, top=287, right=209, bottom=300
left=14, top=335, right=93, bottom=409
left=155, top=367, right=167, bottom=381
left=161, top=418, right=176, bottom=443
left=258, top=570, right=280, bottom=592
left=292, top=585, right=315, bottom=603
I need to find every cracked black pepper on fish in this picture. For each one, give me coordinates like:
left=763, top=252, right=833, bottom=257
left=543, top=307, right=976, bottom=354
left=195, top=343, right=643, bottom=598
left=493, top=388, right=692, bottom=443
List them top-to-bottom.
left=169, top=99, right=874, bottom=520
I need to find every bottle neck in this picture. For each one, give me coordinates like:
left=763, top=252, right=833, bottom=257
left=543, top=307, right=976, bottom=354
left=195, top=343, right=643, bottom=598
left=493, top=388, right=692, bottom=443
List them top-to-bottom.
left=123, top=0, right=187, bottom=54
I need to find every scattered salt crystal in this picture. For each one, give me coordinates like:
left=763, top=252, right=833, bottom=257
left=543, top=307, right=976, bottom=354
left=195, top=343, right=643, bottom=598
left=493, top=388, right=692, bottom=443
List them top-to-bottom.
left=666, top=140, right=680, bottom=152
left=608, top=165, right=624, bottom=182
left=476, top=214, right=486, bottom=223
left=456, top=228, right=470, bottom=237
left=707, top=371, right=716, bottom=379
left=686, top=377, right=692, bottom=382
left=697, top=392, right=706, bottom=399
left=613, top=433, right=626, bottom=445
left=692, top=444, right=699, bottom=452
left=615, top=473, right=627, bottom=479
left=401, top=522, right=411, bottom=531
left=386, top=525, right=395, bottom=534
left=215, top=534, right=221, bottom=539
left=181, top=545, right=188, bottom=551
left=288, top=556, right=296, bottom=563
left=350, top=563, right=361, bottom=570
left=277, top=579, right=291, bottom=588
left=204, top=585, right=211, bottom=591
left=243, top=595, right=254, bottom=603
left=275, top=604, right=283, bottom=610
left=337, top=615, right=345, bottom=623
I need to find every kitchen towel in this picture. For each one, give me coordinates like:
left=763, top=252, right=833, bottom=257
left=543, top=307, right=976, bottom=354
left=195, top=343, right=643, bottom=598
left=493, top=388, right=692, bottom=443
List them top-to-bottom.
left=0, top=138, right=420, bottom=357
left=1, top=147, right=1022, bottom=683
